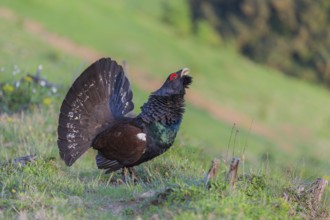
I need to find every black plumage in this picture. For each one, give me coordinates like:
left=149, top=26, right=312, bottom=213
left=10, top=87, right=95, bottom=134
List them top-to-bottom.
left=57, top=57, right=192, bottom=175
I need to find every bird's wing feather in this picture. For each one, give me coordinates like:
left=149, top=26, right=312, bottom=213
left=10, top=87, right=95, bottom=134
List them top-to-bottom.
left=93, top=123, right=147, bottom=167
left=96, top=152, right=123, bottom=173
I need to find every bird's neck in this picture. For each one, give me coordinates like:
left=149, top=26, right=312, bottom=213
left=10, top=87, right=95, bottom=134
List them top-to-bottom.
left=138, top=94, right=185, bottom=125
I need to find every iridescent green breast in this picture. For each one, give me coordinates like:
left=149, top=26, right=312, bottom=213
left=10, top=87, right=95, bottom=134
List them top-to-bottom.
left=147, top=120, right=181, bottom=149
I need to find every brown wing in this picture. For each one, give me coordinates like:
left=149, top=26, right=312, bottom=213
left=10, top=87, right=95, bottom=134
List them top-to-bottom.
left=93, top=123, right=147, bottom=167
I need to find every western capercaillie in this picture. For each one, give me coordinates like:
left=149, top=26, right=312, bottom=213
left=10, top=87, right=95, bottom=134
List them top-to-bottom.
left=57, top=57, right=192, bottom=179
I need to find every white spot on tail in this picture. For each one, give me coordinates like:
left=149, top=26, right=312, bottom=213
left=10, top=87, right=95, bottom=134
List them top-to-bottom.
left=67, top=133, right=75, bottom=139
left=137, top=133, right=146, bottom=141
left=68, top=143, right=78, bottom=149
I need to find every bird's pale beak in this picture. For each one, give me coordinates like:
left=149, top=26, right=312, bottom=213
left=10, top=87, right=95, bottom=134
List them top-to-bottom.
left=181, top=68, right=190, bottom=77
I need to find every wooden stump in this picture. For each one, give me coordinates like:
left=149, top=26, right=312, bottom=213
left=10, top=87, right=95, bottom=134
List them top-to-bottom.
left=204, top=158, right=220, bottom=188
left=226, top=158, right=240, bottom=190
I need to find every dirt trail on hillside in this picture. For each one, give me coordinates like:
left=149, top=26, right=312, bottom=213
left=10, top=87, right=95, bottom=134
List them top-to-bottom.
left=0, top=7, right=290, bottom=150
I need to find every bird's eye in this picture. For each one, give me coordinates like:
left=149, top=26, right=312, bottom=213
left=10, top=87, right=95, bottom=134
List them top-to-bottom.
left=169, top=73, right=178, bottom=81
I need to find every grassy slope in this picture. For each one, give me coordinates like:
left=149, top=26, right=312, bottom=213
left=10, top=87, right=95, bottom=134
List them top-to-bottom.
left=2, top=0, right=330, bottom=166
left=2, top=0, right=330, bottom=168
left=2, top=0, right=330, bottom=177
left=0, top=1, right=329, bottom=219
left=0, top=12, right=292, bottom=220
left=0, top=15, right=276, bottom=164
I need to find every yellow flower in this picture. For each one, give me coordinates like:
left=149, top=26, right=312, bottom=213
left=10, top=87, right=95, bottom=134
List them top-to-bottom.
left=24, top=75, right=33, bottom=82
left=3, top=84, right=14, bottom=93
left=43, top=97, right=52, bottom=106
left=7, top=116, right=13, bottom=123
left=12, top=189, right=16, bottom=193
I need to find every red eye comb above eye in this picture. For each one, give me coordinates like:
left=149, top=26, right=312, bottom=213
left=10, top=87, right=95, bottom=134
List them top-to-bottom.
left=169, top=73, right=178, bottom=81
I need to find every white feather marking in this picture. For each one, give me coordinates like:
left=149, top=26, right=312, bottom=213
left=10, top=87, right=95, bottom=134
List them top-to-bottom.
left=68, top=112, right=74, bottom=118
left=67, top=133, right=75, bottom=139
left=137, top=133, right=146, bottom=141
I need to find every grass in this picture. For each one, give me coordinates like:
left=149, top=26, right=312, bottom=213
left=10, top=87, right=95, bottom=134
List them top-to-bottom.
left=1, top=0, right=329, bottom=174
left=2, top=0, right=330, bottom=163
left=0, top=1, right=329, bottom=219
left=0, top=13, right=282, bottom=170
left=0, top=17, right=83, bottom=85
left=0, top=109, right=328, bottom=219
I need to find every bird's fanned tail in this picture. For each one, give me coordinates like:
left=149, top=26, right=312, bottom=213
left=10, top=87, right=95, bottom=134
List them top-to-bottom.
left=57, top=58, right=134, bottom=166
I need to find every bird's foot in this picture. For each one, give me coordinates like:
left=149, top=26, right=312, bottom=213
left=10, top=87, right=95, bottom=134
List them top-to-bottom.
left=121, top=167, right=139, bottom=184
left=128, top=167, right=139, bottom=183
left=116, top=178, right=125, bottom=185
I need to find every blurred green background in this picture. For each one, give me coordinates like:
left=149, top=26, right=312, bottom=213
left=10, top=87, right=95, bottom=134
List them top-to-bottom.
left=0, top=0, right=329, bottom=218
left=1, top=0, right=329, bottom=178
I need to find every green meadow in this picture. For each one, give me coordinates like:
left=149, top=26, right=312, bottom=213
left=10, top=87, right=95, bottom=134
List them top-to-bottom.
left=0, top=1, right=329, bottom=219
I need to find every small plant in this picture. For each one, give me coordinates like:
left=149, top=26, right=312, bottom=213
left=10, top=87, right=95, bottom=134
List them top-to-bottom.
left=0, top=65, right=60, bottom=114
left=238, top=174, right=266, bottom=197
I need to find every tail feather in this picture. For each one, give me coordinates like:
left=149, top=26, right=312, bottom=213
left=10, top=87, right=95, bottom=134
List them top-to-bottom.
left=57, top=58, right=134, bottom=166
left=111, top=71, right=134, bottom=117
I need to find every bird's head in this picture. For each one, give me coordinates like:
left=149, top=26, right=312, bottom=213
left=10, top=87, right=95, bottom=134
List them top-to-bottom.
left=152, top=68, right=192, bottom=96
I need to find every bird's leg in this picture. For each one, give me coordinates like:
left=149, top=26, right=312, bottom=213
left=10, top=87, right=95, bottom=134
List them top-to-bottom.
left=120, top=167, right=138, bottom=184
left=121, top=167, right=129, bottom=183
left=128, top=167, right=139, bottom=183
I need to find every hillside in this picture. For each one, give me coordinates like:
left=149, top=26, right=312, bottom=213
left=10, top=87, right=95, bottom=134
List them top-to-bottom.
left=1, top=0, right=330, bottom=170
left=189, top=0, right=330, bottom=87
left=0, top=1, right=329, bottom=219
